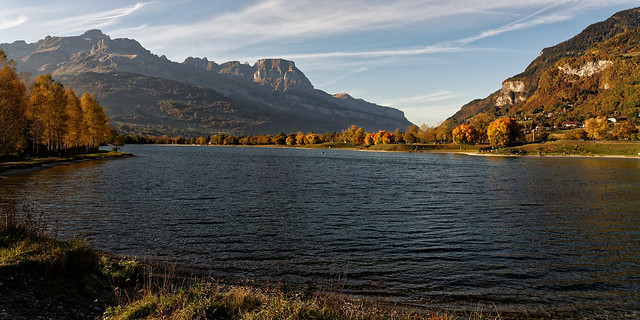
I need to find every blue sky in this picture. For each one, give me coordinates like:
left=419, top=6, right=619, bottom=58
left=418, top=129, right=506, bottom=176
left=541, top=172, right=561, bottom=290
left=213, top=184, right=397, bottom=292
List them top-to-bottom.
left=1, top=0, right=638, bottom=126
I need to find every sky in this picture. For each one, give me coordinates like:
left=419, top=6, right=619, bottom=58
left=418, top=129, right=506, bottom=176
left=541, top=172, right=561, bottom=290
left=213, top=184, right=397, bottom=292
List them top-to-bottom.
left=1, top=1, right=638, bottom=126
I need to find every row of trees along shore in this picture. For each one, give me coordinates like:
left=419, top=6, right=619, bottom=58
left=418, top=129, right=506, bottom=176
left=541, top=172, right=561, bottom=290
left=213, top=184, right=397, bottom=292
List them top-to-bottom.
left=0, top=51, right=110, bottom=159
left=121, top=114, right=639, bottom=150
left=120, top=122, right=520, bottom=148
left=122, top=124, right=447, bottom=147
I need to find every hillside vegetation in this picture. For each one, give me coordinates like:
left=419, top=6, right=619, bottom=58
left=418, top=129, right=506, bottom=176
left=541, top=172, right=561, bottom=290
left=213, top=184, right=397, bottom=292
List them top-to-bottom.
left=448, top=7, right=640, bottom=127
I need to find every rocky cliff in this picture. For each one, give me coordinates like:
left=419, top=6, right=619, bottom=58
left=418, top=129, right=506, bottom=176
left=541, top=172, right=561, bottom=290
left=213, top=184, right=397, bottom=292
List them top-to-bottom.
left=448, top=7, right=640, bottom=125
left=1, top=30, right=412, bottom=136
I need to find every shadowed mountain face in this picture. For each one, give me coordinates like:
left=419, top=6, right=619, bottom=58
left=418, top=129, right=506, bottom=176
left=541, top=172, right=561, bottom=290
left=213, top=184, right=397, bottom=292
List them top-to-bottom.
left=448, top=7, right=640, bottom=125
left=1, top=30, right=412, bottom=136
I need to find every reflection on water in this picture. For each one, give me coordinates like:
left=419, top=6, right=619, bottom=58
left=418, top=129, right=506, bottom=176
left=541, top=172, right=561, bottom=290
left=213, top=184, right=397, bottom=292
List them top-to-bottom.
left=1, top=145, right=639, bottom=317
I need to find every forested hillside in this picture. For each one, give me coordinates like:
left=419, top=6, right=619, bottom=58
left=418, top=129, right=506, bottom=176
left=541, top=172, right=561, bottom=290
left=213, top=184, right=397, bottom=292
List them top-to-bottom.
left=448, top=7, right=640, bottom=126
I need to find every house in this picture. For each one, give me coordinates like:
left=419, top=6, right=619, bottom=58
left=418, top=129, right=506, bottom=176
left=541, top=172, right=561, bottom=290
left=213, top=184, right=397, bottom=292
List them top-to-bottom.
left=562, top=121, right=583, bottom=128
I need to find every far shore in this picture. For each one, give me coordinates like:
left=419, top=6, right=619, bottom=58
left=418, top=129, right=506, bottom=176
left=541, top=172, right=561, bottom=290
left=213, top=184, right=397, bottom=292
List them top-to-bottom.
left=182, top=139, right=640, bottom=159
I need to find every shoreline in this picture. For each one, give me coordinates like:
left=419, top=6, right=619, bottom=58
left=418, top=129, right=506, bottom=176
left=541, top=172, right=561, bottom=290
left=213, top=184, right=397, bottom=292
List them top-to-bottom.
left=127, top=144, right=640, bottom=159
left=460, top=151, right=640, bottom=159
left=0, top=152, right=134, bottom=178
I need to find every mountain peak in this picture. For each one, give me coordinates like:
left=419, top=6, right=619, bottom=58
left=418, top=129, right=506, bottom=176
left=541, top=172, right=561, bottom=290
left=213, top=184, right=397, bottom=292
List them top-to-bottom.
left=80, top=29, right=110, bottom=41
left=253, top=58, right=313, bottom=91
left=333, top=93, right=353, bottom=100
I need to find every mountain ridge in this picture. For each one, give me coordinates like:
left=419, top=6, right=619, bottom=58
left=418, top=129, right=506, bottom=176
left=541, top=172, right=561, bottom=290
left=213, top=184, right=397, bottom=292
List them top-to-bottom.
left=448, top=7, right=640, bottom=125
left=1, top=30, right=412, bottom=136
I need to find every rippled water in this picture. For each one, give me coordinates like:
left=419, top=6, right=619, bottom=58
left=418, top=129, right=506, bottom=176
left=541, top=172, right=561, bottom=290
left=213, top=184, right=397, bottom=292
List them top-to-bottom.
left=1, top=145, right=639, bottom=317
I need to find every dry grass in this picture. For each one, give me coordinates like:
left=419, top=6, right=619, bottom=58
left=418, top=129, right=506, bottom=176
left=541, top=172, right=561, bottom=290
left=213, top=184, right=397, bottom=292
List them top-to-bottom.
left=516, top=140, right=640, bottom=156
left=102, top=283, right=456, bottom=320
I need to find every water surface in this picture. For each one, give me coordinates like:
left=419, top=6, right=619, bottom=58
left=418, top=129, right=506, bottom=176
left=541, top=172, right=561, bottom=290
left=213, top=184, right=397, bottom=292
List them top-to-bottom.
left=1, top=145, right=639, bottom=317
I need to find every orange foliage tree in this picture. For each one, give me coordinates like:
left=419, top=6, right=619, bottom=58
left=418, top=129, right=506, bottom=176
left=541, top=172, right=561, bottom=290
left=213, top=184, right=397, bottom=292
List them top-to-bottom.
left=0, top=58, right=28, bottom=157
left=487, top=117, right=522, bottom=147
left=452, top=124, right=479, bottom=146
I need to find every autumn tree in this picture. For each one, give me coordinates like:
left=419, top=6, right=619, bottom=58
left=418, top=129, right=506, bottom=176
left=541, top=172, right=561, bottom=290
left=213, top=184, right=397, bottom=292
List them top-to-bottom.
left=0, top=57, right=28, bottom=157
left=29, top=74, right=67, bottom=153
left=64, top=88, right=83, bottom=151
left=80, top=93, right=110, bottom=151
left=470, top=113, right=491, bottom=143
left=487, top=117, right=522, bottom=148
left=584, top=117, right=608, bottom=140
left=614, top=121, right=637, bottom=140
left=435, top=122, right=453, bottom=143
left=419, top=124, right=436, bottom=142
left=452, top=124, right=479, bottom=146
left=342, top=125, right=364, bottom=144
left=404, top=125, right=419, bottom=144
left=393, top=128, right=404, bottom=144
left=373, top=130, right=393, bottom=144
left=272, top=132, right=287, bottom=145
left=295, top=132, right=305, bottom=145
left=364, top=132, right=375, bottom=145
left=305, top=133, right=321, bottom=145
left=112, top=134, right=127, bottom=151
left=223, top=135, right=238, bottom=145
left=285, top=135, right=295, bottom=146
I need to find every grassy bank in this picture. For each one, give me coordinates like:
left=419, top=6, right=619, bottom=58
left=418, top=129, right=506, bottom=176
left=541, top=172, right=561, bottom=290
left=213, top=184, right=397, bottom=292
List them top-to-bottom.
left=310, top=140, right=640, bottom=157
left=505, top=140, right=640, bottom=157
left=0, top=151, right=133, bottom=175
left=2, top=202, right=505, bottom=320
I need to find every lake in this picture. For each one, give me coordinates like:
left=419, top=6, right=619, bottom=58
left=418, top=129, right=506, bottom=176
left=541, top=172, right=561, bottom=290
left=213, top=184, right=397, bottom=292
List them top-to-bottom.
left=1, top=145, right=639, bottom=317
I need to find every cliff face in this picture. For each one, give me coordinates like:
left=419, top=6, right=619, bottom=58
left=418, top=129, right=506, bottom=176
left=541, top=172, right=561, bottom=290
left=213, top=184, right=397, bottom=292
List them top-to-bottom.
left=448, top=7, right=640, bottom=125
left=1, top=30, right=412, bottom=136
left=253, top=59, right=313, bottom=91
left=495, top=81, right=526, bottom=107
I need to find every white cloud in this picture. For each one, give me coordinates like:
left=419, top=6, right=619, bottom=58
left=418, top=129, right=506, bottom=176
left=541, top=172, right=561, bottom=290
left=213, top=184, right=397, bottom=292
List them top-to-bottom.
left=118, top=0, right=639, bottom=62
left=0, top=2, right=150, bottom=42
left=48, top=2, right=151, bottom=35
left=0, top=15, right=27, bottom=30
left=318, top=67, right=370, bottom=87
left=381, top=90, right=460, bottom=107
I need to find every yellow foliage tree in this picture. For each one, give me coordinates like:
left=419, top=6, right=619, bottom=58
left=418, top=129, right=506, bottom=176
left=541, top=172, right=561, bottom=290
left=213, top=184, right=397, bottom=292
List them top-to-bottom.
left=0, top=63, right=28, bottom=157
left=28, top=74, right=67, bottom=153
left=64, top=88, right=83, bottom=150
left=80, top=93, right=110, bottom=151
left=487, top=117, right=522, bottom=148
left=584, top=117, right=608, bottom=140
left=614, top=121, right=637, bottom=140
left=452, top=124, right=479, bottom=146
left=342, top=125, right=365, bottom=144
left=295, top=132, right=305, bottom=145
left=305, top=133, right=321, bottom=144
left=364, top=133, right=375, bottom=145
left=285, top=135, right=295, bottom=146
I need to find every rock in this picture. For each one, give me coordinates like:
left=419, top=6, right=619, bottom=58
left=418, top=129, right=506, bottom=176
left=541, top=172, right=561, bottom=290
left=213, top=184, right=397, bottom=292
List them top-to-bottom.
left=253, top=58, right=313, bottom=91
left=558, top=60, right=613, bottom=77
left=496, top=80, right=526, bottom=107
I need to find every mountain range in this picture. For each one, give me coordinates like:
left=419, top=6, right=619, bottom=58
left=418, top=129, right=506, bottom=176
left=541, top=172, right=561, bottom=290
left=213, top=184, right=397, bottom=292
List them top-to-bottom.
left=448, top=7, right=640, bottom=127
left=1, top=30, right=412, bottom=136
